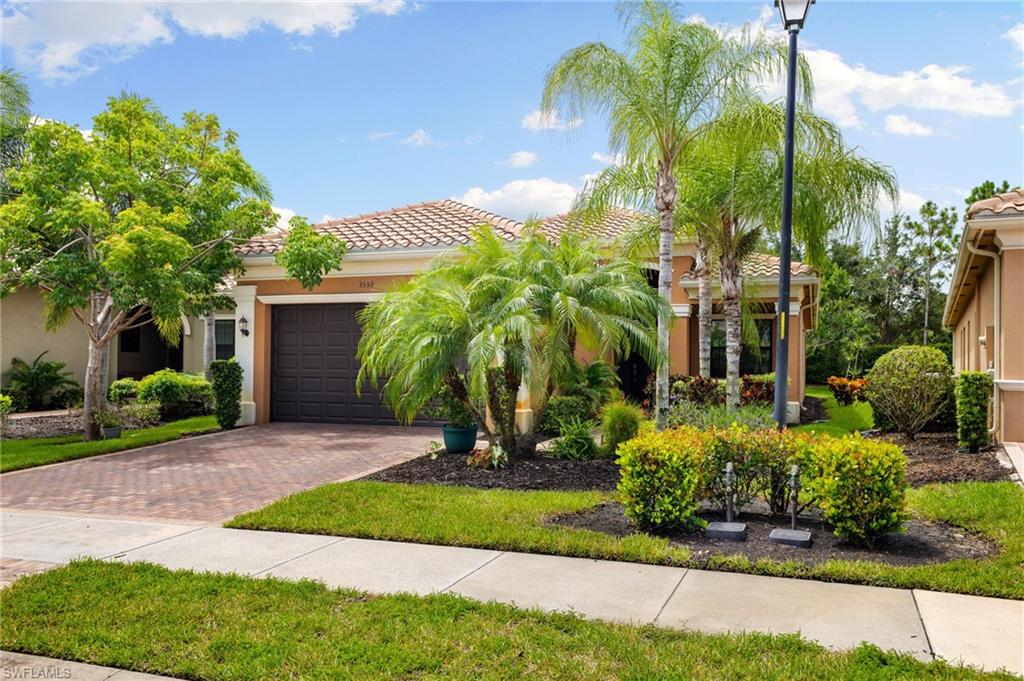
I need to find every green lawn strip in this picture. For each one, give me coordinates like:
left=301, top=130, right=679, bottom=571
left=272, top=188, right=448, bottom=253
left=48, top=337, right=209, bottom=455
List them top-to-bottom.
left=792, top=384, right=874, bottom=436
left=0, top=416, right=219, bottom=473
left=228, top=480, right=1024, bottom=600
left=0, top=561, right=1006, bottom=681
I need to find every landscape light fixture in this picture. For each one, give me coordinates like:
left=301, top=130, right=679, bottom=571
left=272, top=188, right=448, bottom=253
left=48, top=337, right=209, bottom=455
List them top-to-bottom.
left=771, top=0, right=813, bottom=430
left=775, top=0, right=814, bottom=31
left=238, top=315, right=249, bottom=337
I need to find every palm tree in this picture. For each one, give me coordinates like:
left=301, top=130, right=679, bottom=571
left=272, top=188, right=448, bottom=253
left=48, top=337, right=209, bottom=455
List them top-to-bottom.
left=541, top=0, right=806, bottom=429
left=1, top=67, right=31, bottom=204
left=681, top=101, right=898, bottom=409
left=356, top=225, right=662, bottom=455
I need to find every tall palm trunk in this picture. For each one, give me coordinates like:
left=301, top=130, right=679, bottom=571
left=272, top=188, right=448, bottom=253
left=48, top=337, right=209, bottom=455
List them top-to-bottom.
left=654, top=160, right=677, bottom=430
left=695, top=237, right=712, bottom=378
left=720, top=253, right=743, bottom=411
left=204, top=314, right=216, bottom=377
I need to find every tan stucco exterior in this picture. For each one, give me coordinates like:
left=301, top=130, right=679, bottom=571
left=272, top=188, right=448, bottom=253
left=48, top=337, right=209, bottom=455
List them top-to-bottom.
left=945, top=201, right=1024, bottom=443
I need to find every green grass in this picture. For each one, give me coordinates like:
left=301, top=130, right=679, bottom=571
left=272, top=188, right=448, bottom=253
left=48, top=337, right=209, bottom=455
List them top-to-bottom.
left=792, top=384, right=874, bottom=436
left=0, top=416, right=219, bottom=473
left=229, top=480, right=1024, bottom=600
left=0, top=561, right=1009, bottom=680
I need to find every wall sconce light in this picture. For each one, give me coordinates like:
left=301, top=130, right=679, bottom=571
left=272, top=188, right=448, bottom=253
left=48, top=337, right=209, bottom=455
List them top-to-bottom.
left=239, top=315, right=249, bottom=337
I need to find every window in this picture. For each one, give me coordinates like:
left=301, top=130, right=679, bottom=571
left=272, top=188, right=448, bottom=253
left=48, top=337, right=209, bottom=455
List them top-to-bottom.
left=215, top=319, right=235, bottom=360
left=710, top=319, right=773, bottom=378
left=120, top=327, right=140, bottom=353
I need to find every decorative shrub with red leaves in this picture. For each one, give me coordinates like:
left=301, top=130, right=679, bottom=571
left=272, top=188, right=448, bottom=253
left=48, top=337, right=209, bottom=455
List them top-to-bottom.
left=826, top=376, right=868, bottom=406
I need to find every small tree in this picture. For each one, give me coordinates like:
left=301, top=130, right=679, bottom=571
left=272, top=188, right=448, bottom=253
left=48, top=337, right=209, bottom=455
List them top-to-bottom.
left=0, top=95, right=343, bottom=438
left=907, top=201, right=957, bottom=345
left=357, top=225, right=662, bottom=456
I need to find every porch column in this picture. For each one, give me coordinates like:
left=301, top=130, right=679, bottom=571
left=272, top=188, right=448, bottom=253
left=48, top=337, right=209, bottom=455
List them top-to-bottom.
left=234, top=285, right=257, bottom=426
left=776, top=299, right=803, bottom=425
left=670, top=304, right=692, bottom=375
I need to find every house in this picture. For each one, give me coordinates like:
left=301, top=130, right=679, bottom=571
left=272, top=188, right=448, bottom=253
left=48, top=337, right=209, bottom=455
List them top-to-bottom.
left=943, top=188, right=1024, bottom=443
left=1, top=199, right=819, bottom=425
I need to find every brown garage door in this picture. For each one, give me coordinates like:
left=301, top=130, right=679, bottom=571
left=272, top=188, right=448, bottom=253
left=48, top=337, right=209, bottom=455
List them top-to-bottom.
left=271, top=303, right=400, bottom=424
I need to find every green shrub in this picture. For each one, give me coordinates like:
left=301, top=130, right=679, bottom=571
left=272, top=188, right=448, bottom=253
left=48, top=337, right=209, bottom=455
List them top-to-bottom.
left=865, top=346, right=953, bottom=438
left=2, top=351, right=81, bottom=411
left=209, top=359, right=243, bottom=430
left=563, top=360, right=620, bottom=411
left=138, top=369, right=213, bottom=420
left=956, top=371, right=993, bottom=452
left=740, top=373, right=775, bottom=405
left=107, top=377, right=139, bottom=404
left=426, top=380, right=476, bottom=428
left=0, top=393, right=12, bottom=419
left=538, top=395, right=592, bottom=435
left=667, top=400, right=774, bottom=431
left=119, top=401, right=161, bottom=428
left=600, top=401, right=643, bottom=457
left=551, top=415, right=599, bottom=460
left=616, top=428, right=706, bottom=531
left=805, top=435, right=908, bottom=546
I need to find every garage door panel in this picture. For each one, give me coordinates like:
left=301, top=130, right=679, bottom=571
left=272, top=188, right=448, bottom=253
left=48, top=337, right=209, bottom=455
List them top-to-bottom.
left=271, top=303, right=430, bottom=425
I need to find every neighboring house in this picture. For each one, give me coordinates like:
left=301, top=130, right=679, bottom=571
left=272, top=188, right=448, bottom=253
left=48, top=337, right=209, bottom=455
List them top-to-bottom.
left=944, top=188, right=1024, bottom=443
left=1, top=199, right=819, bottom=425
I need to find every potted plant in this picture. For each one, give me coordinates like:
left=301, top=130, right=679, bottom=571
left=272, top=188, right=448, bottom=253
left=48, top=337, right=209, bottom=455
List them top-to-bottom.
left=428, top=384, right=478, bottom=454
left=92, top=405, right=123, bottom=439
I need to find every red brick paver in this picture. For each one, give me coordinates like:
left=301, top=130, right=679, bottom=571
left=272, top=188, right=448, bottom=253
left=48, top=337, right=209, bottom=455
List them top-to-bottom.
left=0, top=423, right=434, bottom=522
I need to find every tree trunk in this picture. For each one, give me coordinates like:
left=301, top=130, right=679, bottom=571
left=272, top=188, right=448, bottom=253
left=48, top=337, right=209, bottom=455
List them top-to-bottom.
left=653, top=160, right=677, bottom=431
left=695, top=237, right=712, bottom=378
left=721, top=253, right=743, bottom=411
left=922, top=263, right=931, bottom=345
left=204, top=314, right=216, bottom=377
left=82, top=337, right=107, bottom=440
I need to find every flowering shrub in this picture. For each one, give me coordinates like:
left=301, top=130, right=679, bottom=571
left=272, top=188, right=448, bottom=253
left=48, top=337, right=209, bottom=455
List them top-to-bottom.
left=826, top=376, right=868, bottom=406
left=617, top=428, right=707, bottom=531
left=804, top=435, right=908, bottom=546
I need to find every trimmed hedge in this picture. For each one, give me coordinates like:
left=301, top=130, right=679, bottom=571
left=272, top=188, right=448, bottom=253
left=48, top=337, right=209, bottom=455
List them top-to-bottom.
left=865, top=346, right=953, bottom=438
left=210, top=359, right=243, bottom=430
left=137, top=370, right=213, bottom=420
left=955, top=371, right=992, bottom=452
left=107, top=377, right=139, bottom=404
left=538, top=395, right=592, bottom=435
left=616, top=428, right=706, bottom=531
left=804, top=435, right=908, bottom=546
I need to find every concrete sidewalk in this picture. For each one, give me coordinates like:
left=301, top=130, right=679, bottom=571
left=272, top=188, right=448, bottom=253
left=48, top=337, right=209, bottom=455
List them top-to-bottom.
left=2, top=510, right=1021, bottom=676
left=0, top=651, right=175, bottom=680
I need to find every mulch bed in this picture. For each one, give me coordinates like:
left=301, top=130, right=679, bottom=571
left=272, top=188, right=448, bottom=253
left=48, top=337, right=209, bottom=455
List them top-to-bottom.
left=869, top=431, right=1013, bottom=486
left=364, top=452, right=620, bottom=491
left=550, top=501, right=996, bottom=567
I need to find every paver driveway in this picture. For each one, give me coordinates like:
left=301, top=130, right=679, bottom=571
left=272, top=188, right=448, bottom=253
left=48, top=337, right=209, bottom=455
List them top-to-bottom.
left=0, top=423, right=435, bottom=522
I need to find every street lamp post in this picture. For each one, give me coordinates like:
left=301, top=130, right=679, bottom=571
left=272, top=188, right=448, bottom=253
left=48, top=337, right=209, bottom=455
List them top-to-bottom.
left=772, top=0, right=813, bottom=431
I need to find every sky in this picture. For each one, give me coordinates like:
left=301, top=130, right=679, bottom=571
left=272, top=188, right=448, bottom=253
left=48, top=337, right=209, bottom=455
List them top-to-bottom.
left=3, top=1, right=1023, bottom=227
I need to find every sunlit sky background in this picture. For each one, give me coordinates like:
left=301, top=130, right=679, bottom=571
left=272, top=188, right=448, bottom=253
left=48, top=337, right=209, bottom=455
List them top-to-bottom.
left=4, top=1, right=1022, bottom=226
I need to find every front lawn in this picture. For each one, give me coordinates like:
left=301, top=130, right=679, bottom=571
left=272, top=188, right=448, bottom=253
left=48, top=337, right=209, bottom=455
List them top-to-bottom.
left=793, top=384, right=873, bottom=436
left=0, top=416, right=219, bottom=473
left=229, top=479, right=1024, bottom=600
left=0, top=560, right=1005, bottom=680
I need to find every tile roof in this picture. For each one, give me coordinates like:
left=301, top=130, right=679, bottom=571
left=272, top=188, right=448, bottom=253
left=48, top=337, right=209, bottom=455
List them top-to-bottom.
left=966, top=188, right=1024, bottom=219
left=236, top=199, right=524, bottom=255
left=539, top=208, right=651, bottom=241
left=678, top=253, right=814, bottom=283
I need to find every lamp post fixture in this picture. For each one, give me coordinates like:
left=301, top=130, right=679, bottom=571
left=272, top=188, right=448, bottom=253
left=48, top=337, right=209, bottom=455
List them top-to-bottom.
left=772, top=0, right=813, bottom=431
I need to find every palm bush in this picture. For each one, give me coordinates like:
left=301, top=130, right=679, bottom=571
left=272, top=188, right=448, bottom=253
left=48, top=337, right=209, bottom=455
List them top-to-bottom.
left=357, top=225, right=662, bottom=456
left=2, top=351, right=81, bottom=411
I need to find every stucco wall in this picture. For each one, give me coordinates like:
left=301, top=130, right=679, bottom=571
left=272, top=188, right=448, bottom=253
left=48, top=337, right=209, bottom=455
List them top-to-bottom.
left=1, top=289, right=92, bottom=385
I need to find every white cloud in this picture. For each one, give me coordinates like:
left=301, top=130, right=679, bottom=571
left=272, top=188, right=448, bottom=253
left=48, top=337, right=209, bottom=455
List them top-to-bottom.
left=3, top=1, right=406, bottom=80
left=1006, top=22, right=1024, bottom=54
left=521, top=109, right=582, bottom=132
left=883, top=114, right=934, bottom=137
left=401, top=128, right=445, bottom=147
left=368, top=130, right=397, bottom=141
left=500, top=151, right=538, bottom=168
left=591, top=151, right=624, bottom=165
left=456, top=178, right=578, bottom=221
left=898, top=189, right=927, bottom=215
left=271, top=205, right=296, bottom=232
